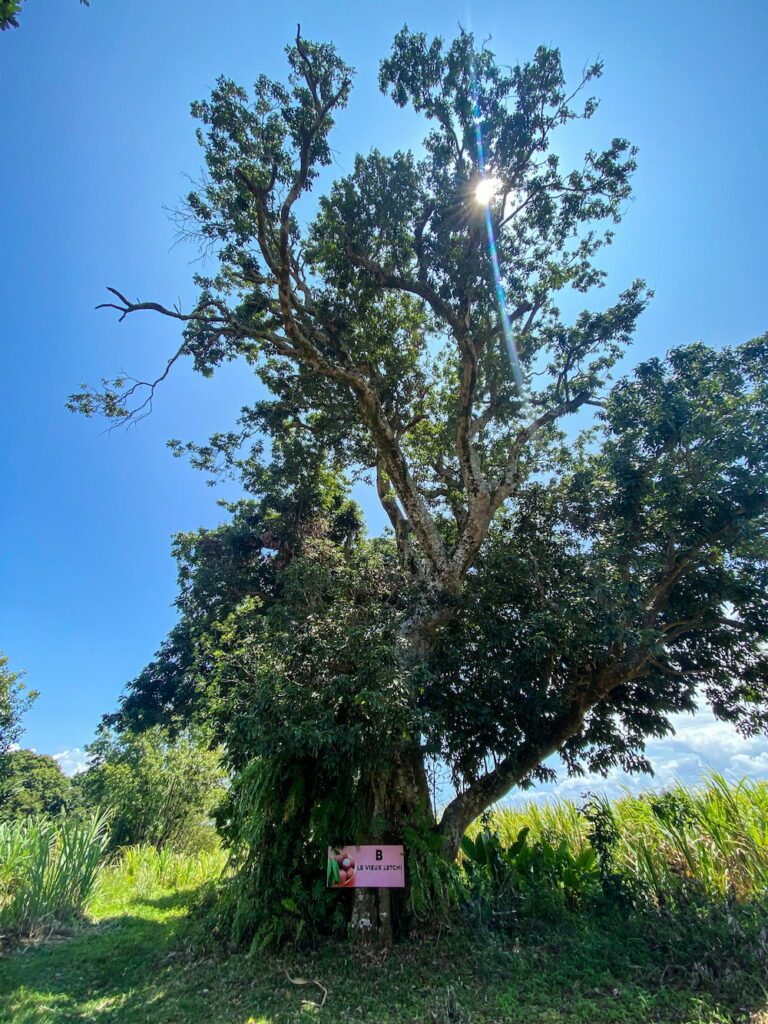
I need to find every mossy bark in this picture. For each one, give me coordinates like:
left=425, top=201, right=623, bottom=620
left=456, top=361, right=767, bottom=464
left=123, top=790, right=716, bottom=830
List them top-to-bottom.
left=349, top=743, right=433, bottom=943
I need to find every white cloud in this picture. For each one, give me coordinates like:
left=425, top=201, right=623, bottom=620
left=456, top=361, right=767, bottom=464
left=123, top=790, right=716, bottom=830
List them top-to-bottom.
left=513, top=706, right=768, bottom=806
left=52, top=748, right=88, bottom=776
left=730, top=751, right=768, bottom=777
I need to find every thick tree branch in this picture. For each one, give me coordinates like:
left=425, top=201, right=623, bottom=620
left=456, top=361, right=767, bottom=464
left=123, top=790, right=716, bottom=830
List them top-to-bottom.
left=234, top=55, right=454, bottom=582
left=234, top=167, right=281, bottom=278
left=414, top=205, right=434, bottom=285
left=343, top=243, right=461, bottom=332
left=455, top=338, right=488, bottom=498
left=441, top=391, right=593, bottom=588
left=376, top=461, right=420, bottom=575
left=648, top=658, right=696, bottom=678
left=437, top=701, right=588, bottom=858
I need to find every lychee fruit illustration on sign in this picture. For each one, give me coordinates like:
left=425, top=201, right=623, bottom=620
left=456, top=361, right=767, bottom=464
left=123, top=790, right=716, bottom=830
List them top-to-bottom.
left=326, top=846, right=405, bottom=887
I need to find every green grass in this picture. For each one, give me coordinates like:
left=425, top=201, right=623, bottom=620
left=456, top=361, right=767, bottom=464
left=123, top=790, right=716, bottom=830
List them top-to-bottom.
left=105, top=843, right=229, bottom=894
left=1, top=854, right=767, bottom=1023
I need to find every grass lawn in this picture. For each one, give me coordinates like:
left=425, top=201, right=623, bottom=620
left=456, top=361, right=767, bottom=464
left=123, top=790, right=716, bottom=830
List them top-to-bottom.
left=1, top=871, right=766, bottom=1024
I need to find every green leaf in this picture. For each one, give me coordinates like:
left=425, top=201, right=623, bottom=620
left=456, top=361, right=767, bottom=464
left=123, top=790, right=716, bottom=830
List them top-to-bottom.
left=326, top=856, right=341, bottom=885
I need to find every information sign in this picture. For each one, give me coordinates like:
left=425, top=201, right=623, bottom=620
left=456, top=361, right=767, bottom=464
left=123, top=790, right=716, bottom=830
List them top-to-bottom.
left=327, top=845, right=405, bottom=888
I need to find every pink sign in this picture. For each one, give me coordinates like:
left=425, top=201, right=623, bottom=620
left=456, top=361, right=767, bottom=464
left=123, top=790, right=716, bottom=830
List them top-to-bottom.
left=327, top=845, right=405, bottom=888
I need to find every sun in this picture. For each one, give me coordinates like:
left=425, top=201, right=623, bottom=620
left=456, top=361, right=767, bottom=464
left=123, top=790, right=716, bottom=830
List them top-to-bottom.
left=474, top=176, right=501, bottom=205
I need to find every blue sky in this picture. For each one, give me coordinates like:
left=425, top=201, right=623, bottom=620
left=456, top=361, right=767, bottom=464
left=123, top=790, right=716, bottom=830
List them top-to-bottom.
left=2, top=0, right=767, bottom=794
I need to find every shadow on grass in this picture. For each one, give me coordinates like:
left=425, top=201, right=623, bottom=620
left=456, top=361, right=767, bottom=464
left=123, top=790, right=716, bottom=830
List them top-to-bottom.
left=0, top=880, right=291, bottom=1024
left=0, top=882, right=217, bottom=1020
left=133, top=888, right=206, bottom=912
left=0, top=893, right=767, bottom=1024
left=477, top=900, right=768, bottom=1024
left=0, top=902, right=291, bottom=1024
left=0, top=914, right=179, bottom=1019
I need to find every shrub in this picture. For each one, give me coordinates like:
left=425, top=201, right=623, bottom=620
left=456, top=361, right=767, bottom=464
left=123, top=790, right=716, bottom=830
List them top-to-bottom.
left=461, top=826, right=602, bottom=924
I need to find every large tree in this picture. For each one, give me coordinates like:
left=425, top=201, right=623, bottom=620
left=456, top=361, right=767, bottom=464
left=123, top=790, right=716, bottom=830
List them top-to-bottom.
left=74, top=29, right=768, bottom=939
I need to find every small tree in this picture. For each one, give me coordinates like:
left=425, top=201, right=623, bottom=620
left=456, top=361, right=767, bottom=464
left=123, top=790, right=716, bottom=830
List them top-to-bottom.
left=74, top=29, right=768, bottom=939
left=0, top=653, right=37, bottom=754
left=77, top=726, right=225, bottom=852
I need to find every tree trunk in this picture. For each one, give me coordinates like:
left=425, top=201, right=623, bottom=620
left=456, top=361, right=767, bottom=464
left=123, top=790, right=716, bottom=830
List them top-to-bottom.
left=349, top=741, right=433, bottom=942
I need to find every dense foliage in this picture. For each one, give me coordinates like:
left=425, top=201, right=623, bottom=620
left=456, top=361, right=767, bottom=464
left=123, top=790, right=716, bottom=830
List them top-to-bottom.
left=0, top=0, right=24, bottom=29
left=74, top=27, right=768, bottom=940
left=430, top=340, right=768, bottom=798
left=0, top=749, right=73, bottom=821
left=472, top=774, right=768, bottom=912
left=0, top=812, right=107, bottom=941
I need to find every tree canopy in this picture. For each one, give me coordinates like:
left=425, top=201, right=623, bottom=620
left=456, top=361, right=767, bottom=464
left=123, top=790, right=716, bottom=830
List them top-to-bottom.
left=75, top=27, right=768, bottom=940
left=0, top=748, right=72, bottom=821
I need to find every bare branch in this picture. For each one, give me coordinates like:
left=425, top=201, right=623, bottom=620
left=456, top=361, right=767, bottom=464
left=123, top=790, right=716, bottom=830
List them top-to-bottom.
left=96, top=287, right=225, bottom=325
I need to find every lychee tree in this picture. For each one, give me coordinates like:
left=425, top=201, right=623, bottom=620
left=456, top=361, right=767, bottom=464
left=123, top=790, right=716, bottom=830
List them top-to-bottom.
left=74, top=29, right=768, bottom=943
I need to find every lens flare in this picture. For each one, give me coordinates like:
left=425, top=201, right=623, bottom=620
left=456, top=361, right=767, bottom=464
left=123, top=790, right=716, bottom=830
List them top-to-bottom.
left=471, top=68, right=525, bottom=396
